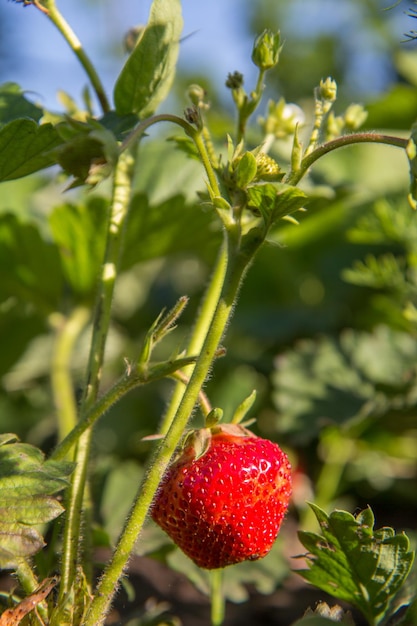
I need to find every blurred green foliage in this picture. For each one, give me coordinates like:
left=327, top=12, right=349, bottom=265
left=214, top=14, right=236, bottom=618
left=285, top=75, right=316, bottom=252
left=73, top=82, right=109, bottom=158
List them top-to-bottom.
left=0, top=0, right=416, bottom=620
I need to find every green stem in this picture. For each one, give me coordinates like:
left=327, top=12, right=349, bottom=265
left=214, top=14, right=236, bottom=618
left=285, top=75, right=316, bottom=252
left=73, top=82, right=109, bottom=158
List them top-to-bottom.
left=41, top=0, right=110, bottom=113
left=285, top=132, right=408, bottom=186
left=56, top=151, right=134, bottom=616
left=83, top=234, right=261, bottom=625
left=158, top=242, right=227, bottom=435
left=50, top=307, right=90, bottom=446
left=51, top=355, right=197, bottom=462
left=16, top=559, right=49, bottom=623
left=210, top=569, right=225, bottom=626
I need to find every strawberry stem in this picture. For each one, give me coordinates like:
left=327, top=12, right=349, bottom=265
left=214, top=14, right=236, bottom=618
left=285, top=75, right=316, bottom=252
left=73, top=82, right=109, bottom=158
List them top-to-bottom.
left=83, top=223, right=263, bottom=625
left=210, top=569, right=225, bottom=626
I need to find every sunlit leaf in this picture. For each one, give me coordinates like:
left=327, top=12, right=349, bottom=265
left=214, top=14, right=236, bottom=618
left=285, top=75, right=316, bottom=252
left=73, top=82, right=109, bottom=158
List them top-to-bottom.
left=114, top=0, right=183, bottom=116
left=247, top=183, right=308, bottom=227
left=297, top=504, right=415, bottom=626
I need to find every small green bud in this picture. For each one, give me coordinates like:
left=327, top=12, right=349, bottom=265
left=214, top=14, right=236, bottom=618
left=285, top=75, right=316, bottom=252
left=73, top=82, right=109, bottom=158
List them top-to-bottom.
left=252, top=29, right=282, bottom=71
left=319, top=77, right=337, bottom=103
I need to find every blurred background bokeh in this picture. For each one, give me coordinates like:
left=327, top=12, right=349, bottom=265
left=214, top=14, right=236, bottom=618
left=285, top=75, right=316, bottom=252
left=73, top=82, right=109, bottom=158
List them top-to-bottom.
left=1, top=1, right=417, bottom=623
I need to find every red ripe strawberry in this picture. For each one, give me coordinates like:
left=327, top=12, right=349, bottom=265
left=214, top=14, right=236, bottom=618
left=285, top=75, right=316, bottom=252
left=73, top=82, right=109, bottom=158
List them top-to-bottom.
left=151, top=424, right=292, bottom=569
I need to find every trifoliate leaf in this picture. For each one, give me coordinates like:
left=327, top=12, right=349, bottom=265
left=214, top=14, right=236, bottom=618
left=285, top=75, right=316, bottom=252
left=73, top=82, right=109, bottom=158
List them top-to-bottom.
left=114, top=0, right=183, bottom=117
left=0, top=436, right=73, bottom=569
left=297, top=504, right=415, bottom=626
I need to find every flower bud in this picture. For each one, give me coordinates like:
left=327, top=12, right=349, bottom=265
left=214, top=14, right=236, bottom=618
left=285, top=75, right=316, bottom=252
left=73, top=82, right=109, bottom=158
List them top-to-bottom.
left=252, top=30, right=282, bottom=71
left=226, top=72, right=244, bottom=90
left=319, top=77, right=337, bottom=103
left=187, top=84, right=207, bottom=107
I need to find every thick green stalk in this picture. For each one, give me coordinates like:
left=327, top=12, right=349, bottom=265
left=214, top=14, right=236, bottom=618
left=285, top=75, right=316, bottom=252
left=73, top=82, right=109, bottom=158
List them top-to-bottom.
left=40, top=0, right=110, bottom=113
left=56, top=151, right=134, bottom=617
left=83, top=234, right=261, bottom=625
left=50, top=307, right=90, bottom=445
left=210, top=569, right=225, bottom=626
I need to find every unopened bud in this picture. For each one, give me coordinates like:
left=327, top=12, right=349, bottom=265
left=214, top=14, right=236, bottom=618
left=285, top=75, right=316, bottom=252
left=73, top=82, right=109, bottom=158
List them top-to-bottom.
left=252, top=29, right=282, bottom=71
left=226, top=71, right=244, bottom=90
left=319, top=77, right=337, bottom=103
left=187, top=84, right=207, bottom=107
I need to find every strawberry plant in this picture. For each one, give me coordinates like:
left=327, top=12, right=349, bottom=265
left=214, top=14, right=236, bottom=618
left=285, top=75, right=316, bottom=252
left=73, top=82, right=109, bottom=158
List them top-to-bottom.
left=0, top=0, right=416, bottom=625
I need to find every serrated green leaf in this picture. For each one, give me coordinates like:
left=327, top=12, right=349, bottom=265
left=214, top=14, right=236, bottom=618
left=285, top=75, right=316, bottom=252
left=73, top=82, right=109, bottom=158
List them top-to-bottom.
left=114, top=0, right=183, bottom=116
left=0, top=82, right=44, bottom=127
left=0, top=119, right=62, bottom=181
left=247, top=183, right=308, bottom=228
left=49, top=197, right=108, bottom=298
left=0, top=213, right=63, bottom=313
left=272, top=325, right=417, bottom=443
left=0, top=436, right=73, bottom=568
left=0, top=496, right=64, bottom=525
left=297, top=504, right=415, bottom=626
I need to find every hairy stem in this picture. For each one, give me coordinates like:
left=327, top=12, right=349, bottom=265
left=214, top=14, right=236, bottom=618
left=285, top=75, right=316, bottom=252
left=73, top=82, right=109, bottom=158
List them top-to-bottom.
left=285, top=132, right=408, bottom=186
left=55, top=151, right=134, bottom=617
left=83, top=233, right=262, bottom=625
left=51, top=355, right=197, bottom=462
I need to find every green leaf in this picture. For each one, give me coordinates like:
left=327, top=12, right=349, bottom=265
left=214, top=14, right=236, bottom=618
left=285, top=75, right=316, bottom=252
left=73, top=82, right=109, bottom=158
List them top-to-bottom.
left=114, top=0, right=183, bottom=116
left=0, top=82, right=44, bottom=127
left=0, top=119, right=62, bottom=181
left=235, top=152, right=258, bottom=188
left=247, top=183, right=308, bottom=227
left=49, top=197, right=108, bottom=299
left=0, top=213, right=63, bottom=313
left=271, top=325, right=417, bottom=444
left=0, top=436, right=73, bottom=569
left=297, top=504, right=415, bottom=626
